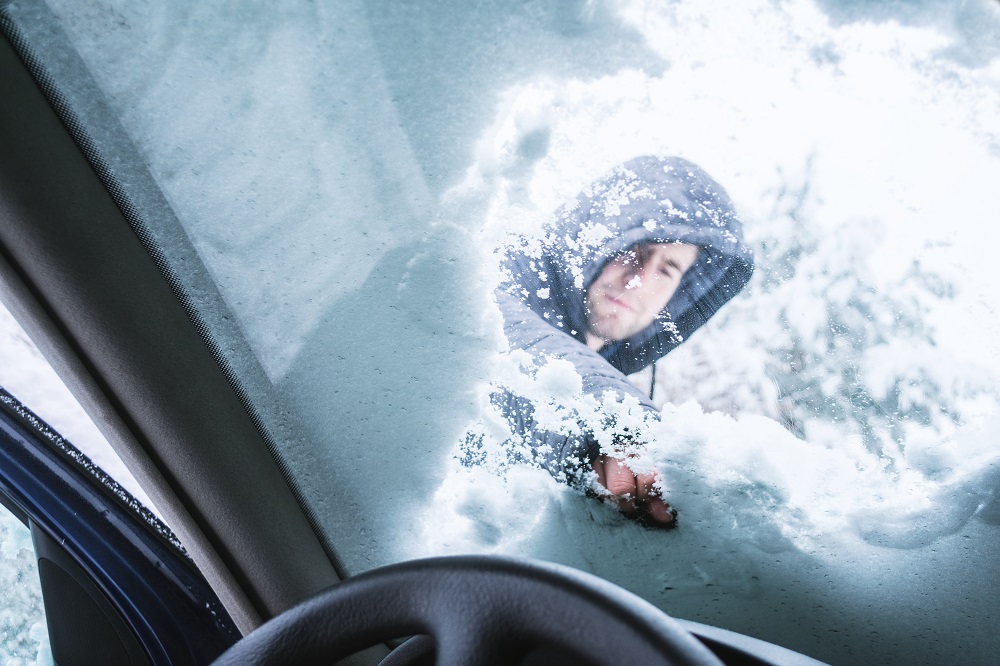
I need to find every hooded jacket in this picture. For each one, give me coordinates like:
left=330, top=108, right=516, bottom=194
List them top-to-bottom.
left=493, top=155, right=754, bottom=474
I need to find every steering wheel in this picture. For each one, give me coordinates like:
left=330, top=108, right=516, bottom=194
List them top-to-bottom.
left=212, top=555, right=724, bottom=666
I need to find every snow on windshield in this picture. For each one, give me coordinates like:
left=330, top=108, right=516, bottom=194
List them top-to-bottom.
left=9, top=0, right=1000, bottom=663
left=405, top=2, right=1000, bottom=664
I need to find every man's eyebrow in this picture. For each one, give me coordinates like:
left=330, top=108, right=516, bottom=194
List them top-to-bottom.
left=665, top=258, right=684, bottom=272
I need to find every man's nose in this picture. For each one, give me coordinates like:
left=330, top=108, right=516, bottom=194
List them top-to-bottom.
left=624, top=265, right=650, bottom=288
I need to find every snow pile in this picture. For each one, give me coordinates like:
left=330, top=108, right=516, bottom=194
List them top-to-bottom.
left=438, top=0, right=1000, bottom=544
left=411, top=1, right=1000, bottom=663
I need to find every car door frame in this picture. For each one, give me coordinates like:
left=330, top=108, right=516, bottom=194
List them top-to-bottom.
left=0, top=6, right=344, bottom=638
left=0, top=386, right=241, bottom=664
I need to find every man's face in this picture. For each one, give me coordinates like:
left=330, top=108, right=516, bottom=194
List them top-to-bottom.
left=585, top=242, right=699, bottom=345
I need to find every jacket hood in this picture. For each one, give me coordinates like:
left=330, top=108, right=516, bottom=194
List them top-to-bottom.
left=504, top=155, right=754, bottom=375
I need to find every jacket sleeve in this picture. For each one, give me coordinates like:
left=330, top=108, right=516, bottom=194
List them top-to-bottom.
left=494, top=291, right=660, bottom=474
left=487, top=388, right=593, bottom=477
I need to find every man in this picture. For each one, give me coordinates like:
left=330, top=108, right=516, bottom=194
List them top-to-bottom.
left=493, top=155, right=753, bottom=527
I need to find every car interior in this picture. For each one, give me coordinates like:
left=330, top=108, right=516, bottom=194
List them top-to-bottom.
left=2, top=1, right=998, bottom=665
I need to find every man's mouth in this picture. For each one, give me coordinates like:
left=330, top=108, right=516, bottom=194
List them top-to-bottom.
left=607, top=295, right=633, bottom=311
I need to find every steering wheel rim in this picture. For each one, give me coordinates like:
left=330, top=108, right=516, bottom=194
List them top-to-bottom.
left=212, top=555, right=724, bottom=666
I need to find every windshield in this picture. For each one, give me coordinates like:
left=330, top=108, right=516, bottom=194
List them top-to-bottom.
left=6, top=0, right=1000, bottom=663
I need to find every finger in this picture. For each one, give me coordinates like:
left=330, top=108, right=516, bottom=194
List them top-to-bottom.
left=592, top=456, right=637, bottom=513
left=604, top=456, right=638, bottom=500
left=635, top=472, right=658, bottom=503
left=643, top=497, right=678, bottom=526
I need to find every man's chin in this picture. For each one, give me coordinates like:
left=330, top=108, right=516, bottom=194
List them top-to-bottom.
left=589, top=317, right=642, bottom=345
left=594, top=330, right=633, bottom=345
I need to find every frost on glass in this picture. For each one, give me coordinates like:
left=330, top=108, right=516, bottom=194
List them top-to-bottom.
left=0, top=511, right=50, bottom=666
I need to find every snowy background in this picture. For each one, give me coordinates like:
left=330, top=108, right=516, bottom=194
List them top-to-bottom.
left=2, top=0, right=1000, bottom=664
